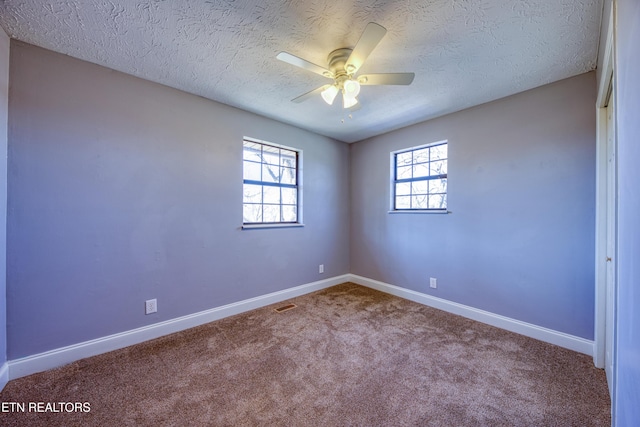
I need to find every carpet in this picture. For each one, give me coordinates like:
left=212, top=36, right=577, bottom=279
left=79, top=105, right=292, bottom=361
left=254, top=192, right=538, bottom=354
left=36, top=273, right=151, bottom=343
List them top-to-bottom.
left=0, top=283, right=610, bottom=426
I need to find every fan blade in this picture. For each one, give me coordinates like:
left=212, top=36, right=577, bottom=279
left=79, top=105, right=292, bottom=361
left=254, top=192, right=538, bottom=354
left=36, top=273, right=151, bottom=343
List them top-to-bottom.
left=345, top=22, right=387, bottom=74
left=277, top=52, right=333, bottom=79
left=358, top=73, right=415, bottom=86
left=291, top=85, right=332, bottom=103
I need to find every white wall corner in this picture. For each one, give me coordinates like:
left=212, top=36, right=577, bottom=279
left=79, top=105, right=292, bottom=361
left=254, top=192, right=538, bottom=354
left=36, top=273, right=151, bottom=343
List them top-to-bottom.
left=8, top=274, right=349, bottom=381
left=347, top=274, right=595, bottom=357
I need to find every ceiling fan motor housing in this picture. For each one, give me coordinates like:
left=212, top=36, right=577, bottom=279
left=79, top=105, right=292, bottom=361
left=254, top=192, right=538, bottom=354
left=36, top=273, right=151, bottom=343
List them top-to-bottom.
left=328, top=48, right=354, bottom=81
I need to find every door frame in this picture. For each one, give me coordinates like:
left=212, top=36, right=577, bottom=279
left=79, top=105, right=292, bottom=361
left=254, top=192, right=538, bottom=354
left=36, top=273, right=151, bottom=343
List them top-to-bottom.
left=593, top=0, right=615, bottom=396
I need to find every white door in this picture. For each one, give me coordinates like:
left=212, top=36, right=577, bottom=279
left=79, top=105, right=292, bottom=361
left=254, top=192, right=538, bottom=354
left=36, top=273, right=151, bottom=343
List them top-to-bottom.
left=604, top=87, right=616, bottom=395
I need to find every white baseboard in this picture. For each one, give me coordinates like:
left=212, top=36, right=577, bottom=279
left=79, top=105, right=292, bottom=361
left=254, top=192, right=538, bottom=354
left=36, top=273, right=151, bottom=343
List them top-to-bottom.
left=7, top=273, right=594, bottom=381
left=8, top=274, right=349, bottom=380
left=347, top=274, right=595, bottom=356
left=0, top=362, right=8, bottom=391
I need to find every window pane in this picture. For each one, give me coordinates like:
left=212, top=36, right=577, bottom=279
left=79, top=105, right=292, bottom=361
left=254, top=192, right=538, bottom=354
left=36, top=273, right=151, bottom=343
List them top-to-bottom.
left=243, top=142, right=262, bottom=162
left=430, top=144, right=447, bottom=161
left=262, top=145, right=280, bottom=165
left=413, top=148, right=429, bottom=164
left=280, top=150, right=296, bottom=167
left=396, top=151, right=412, bottom=166
left=243, top=160, right=261, bottom=181
left=430, top=160, right=447, bottom=175
left=413, top=163, right=429, bottom=178
left=262, top=164, right=279, bottom=183
left=397, top=165, right=412, bottom=180
left=280, top=167, right=296, bottom=185
left=429, top=178, right=447, bottom=194
left=411, top=181, right=428, bottom=194
left=396, top=182, right=411, bottom=196
left=243, top=184, right=262, bottom=204
left=263, top=186, right=280, bottom=204
left=282, top=187, right=297, bottom=204
left=412, top=194, right=428, bottom=209
left=428, top=194, right=447, bottom=209
left=396, top=196, right=410, bottom=209
left=243, top=204, right=262, bottom=223
left=263, top=204, right=280, bottom=222
left=282, top=205, right=297, bottom=222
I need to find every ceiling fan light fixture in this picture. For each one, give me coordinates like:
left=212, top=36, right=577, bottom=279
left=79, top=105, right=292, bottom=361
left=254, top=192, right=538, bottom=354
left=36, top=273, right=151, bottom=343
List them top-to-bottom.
left=343, top=79, right=361, bottom=98
left=321, top=85, right=339, bottom=105
left=343, top=93, right=359, bottom=109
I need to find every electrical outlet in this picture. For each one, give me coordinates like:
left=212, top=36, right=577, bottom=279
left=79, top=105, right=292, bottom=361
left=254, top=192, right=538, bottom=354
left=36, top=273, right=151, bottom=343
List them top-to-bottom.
left=319, top=264, right=324, bottom=274
left=430, top=278, right=437, bottom=289
left=145, top=299, right=157, bottom=315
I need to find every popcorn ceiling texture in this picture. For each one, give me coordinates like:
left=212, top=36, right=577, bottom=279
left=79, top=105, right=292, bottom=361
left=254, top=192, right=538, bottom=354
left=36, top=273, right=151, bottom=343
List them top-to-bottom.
left=0, top=0, right=603, bottom=142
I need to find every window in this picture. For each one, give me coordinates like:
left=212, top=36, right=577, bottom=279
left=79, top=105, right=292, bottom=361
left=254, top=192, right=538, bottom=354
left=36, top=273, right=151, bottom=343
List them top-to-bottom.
left=243, top=138, right=301, bottom=225
left=391, top=141, right=448, bottom=211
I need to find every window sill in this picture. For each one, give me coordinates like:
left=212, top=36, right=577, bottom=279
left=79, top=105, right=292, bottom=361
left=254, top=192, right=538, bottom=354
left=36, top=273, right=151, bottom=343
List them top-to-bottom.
left=388, top=210, right=450, bottom=215
left=242, top=223, right=305, bottom=230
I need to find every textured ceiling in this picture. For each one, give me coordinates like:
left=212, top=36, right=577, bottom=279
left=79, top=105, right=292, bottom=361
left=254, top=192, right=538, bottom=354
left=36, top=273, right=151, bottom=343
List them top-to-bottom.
left=0, top=0, right=603, bottom=143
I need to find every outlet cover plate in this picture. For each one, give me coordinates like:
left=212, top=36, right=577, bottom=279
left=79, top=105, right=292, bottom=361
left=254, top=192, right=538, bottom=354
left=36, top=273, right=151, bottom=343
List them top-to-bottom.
left=145, top=299, right=157, bottom=314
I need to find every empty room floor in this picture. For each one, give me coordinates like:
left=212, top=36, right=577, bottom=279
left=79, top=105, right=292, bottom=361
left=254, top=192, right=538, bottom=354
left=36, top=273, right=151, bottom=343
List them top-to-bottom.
left=0, top=283, right=610, bottom=426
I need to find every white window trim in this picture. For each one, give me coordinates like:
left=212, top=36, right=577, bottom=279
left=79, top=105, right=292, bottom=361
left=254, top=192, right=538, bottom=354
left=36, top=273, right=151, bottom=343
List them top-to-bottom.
left=241, top=136, right=304, bottom=228
left=389, top=140, right=449, bottom=214
left=388, top=209, right=449, bottom=214
left=241, top=223, right=305, bottom=230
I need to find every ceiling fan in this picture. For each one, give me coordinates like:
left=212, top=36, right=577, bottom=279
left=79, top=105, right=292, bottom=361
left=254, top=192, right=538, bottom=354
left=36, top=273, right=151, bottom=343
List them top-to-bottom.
left=277, top=22, right=415, bottom=109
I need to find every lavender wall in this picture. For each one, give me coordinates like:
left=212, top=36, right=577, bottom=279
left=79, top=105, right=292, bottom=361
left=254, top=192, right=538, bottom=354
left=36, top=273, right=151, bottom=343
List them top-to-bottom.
left=613, top=0, right=640, bottom=424
left=0, top=29, right=9, bottom=371
left=6, top=41, right=350, bottom=359
left=350, top=73, right=596, bottom=339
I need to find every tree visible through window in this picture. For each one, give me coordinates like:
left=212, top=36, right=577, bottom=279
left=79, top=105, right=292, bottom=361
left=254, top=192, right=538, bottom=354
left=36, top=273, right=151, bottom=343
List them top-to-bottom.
left=243, top=139, right=299, bottom=224
left=392, top=141, right=448, bottom=210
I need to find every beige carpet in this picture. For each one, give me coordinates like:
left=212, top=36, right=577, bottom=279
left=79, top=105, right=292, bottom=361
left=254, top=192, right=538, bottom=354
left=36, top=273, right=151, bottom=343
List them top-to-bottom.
left=0, top=283, right=610, bottom=426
